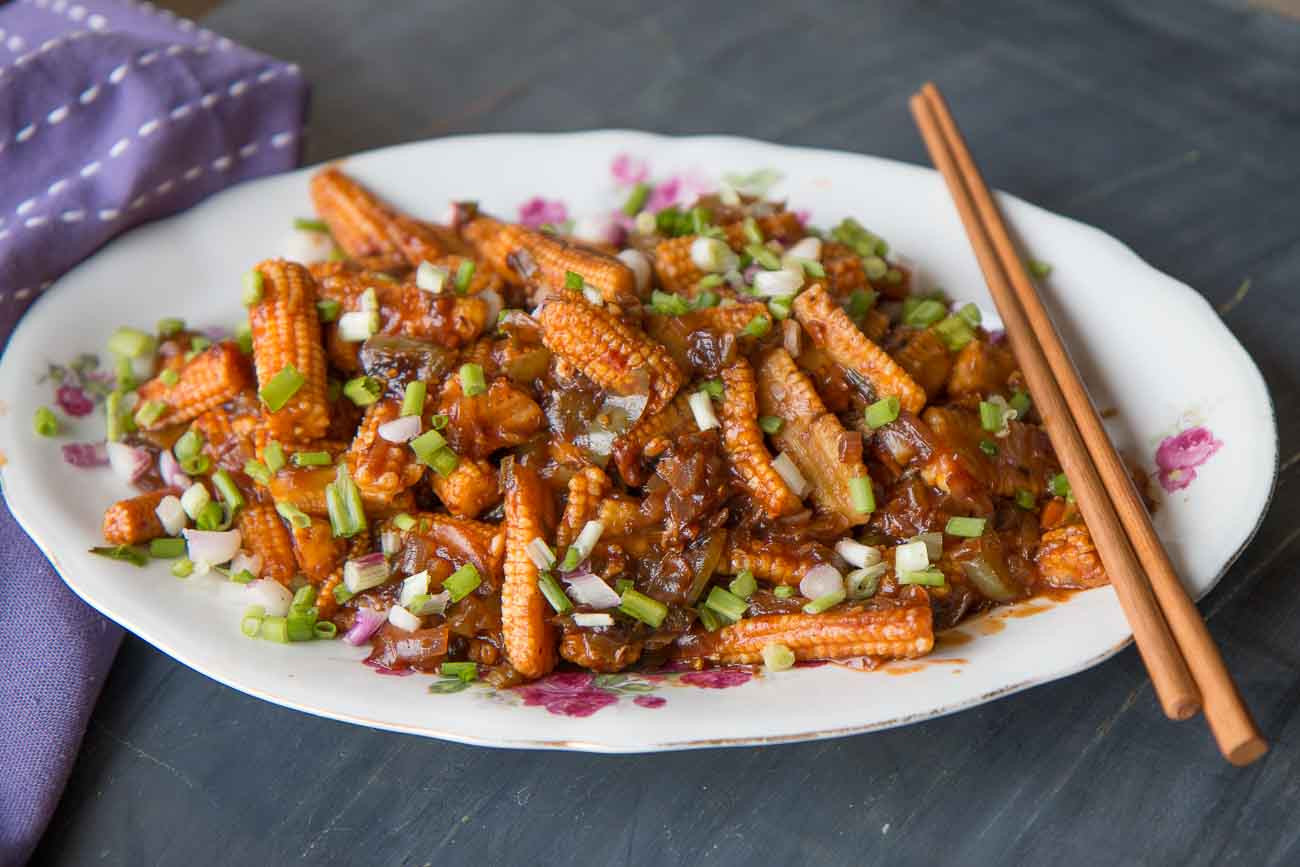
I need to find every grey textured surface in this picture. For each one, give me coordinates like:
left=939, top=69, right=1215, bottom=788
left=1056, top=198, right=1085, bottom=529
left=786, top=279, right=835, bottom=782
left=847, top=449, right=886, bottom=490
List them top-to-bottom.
left=31, top=1, right=1300, bottom=865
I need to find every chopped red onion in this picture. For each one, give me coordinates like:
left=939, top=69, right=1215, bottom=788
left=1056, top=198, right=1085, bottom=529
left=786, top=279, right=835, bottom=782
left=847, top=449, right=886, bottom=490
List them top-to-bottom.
left=785, top=237, right=822, bottom=261
left=617, top=249, right=652, bottom=294
left=477, top=288, right=503, bottom=325
left=377, top=414, right=422, bottom=444
left=106, top=441, right=151, bottom=484
left=62, top=442, right=108, bottom=468
left=158, top=449, right=192, bottom=489
left=154, top=495, right=186, bottom=537
left=344, top=552, right=389, bottom=593
left=800, top=564, right=844, bottom=601
left=562, top=573, right=622, bottom=609
left=246, top=578, right=293, bottom=617
left=387, top=604, right=422, bottom=632
left=343, top=607, right=387, bottom=646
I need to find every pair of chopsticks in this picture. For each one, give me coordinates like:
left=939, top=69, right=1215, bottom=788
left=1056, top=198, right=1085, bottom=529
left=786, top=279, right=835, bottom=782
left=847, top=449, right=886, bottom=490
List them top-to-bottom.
left=909, top=83, right=1266, bottom=765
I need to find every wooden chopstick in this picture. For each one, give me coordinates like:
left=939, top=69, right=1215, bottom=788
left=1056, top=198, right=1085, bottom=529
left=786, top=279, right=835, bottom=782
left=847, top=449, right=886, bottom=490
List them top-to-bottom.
left=914, top=84, right=1266, bottom=765
left=907, top=90, right=1200, bottom=724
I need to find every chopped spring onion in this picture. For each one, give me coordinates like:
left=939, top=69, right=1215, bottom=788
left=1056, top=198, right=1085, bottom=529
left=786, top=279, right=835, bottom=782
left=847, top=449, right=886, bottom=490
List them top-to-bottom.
left=623, top=181, right=650, bottom=216
left=635, top=211, right=658, bottom=234
left=741, top=216, right=764, bottom=245
left=293, top=217, right=329, bottom=233
left=690, top=237, right=739, bottom=273
left=746, top=243, right=781, bottom=271
left=787, top=256, right=825, bottom=278
left=863, top=256, right=889, bottom=280
left=454, top=259, right=476, bottom=294
left=1028, top=259, right=1053, bottom=279
left=416, top=261, right=449, bottom=294
left=752, top=266, right=803, bottom=297
left=885, top=268, right=903, bottom=285
left=241, top=269, right=264, bottom=306
left=564, top=270, right=584, bottom=291
left=698, top=273, right=726, bottom=290
left=359, top=287, right=378, bottom=312
left=846, top=288, right=878, bottom=319
left=650, top=290, right=690, bottom=315
left=692, top=290, right=721, bottom=309
left=768, top=296, right=793, bottom=321
left=316, top=298, right=341, bottom=322
left=903, top=298, right=947, bottom=327
left=956, top=302, right=981, bottom=327
left=337, top=310, right=380, bottom=342
left=741, top=313, right=773, bottom=338
left=932, top=314, right=975, bottom=351
left=157, top=317, right=185, bottom=337
left=234, top=322, right=253, bottom=355
left=108, top=326, right=155, bottom=359
left=187, top=335, right=213, bottom=357
left=115, top=356, right=136, bottom=391
left=459, top=363, right=487, bottom=397
left=260, top=364, right=306, bottom=411
left=159, top=368, right=180, bottom=387
left=343, top=375, right=382, bottom=407
left=397, top=381, right=427, bottom=420
left=688, top=390, right=720, bottom=431
left=1009, top=390, right=1032, bottom=416
left=865, top=396, right=900, bottom=429
left=134, top=400, right=168, bottom=428
left=979, top=400, right=1004, bottom=432
left=33, top=406, right=58, bottom=437
left=430, top=413, right=450, bottom=431
left=758, top=415, right=783, bottom=434
left=409, top=428, right=447, bottom=466
left=170, top=432, right=201, bottom=465
left=979, top=439, right=999, bottom=457
left=263, top=440, right=286, bottom=473
left=427, top=446, right=459, bottom=477
left=291, top=450, right=333, bottom=467
left=771, top=452, right=809, bottom=497
left=180, top=453, right=211, bottom=476
left=244, top=459, right=271, bottom=485
left=325, top=467, right=368, bottom=538
left=211, top=469, right=244, bottom=513
left=1048, top=473, right=1072, bottom=499
left=848, top=476, right=875, bottom=514
left=180, top=483, right=211, bottom=520
left=1015, top=489, right=1037, bottom=510
left=155, top=495, right=187, bottom=536
left=195, top=500, right=225, bottom=531
left=275, top=501, right=312, bottom=528
left=392, top=512, right=417, bottom=532
left=945, top=516, right=987, bottom=538
left=570, top=520, right=605, bottom=564
left=914, top=532, right=944, bottom=560
left=149, top=537, right=187, bottom=558
left=523, top=537, right=556, bottom=572
left=834, top=539, right=881, bottom=569
left=895, top=539, right=930, bottom=574
left=89, top=544, right=149, bottom=566
left=558, top=547, right=582, bottom=573
left=343, top=552, right=388, bottom=593
left=172, top=557, right=194, bottom=577
left=444, top=563, right=481, bottom=602
left=846, top=563, right=887, bottom=599
left=899, top=568, right=946, bottom=587
left=230, top=569, right=256, bottom=585
left=729, top=570, right=757, bottom=600
left=398, top=571, right=430, bottom=608
left=538, top=571, right=573, bottom=614
left=615, top=577, right=634, bottom=596
left=332, top=583, right=354, bottom=605
left=773, top=585, right=794, bottom=598
left=705, top=586, right=748, bottom=623
left=619, top=588, right=668, bottom=628
left=803, top=589, right=845, bottom=614
left=241, top=605, right=265, bottom=638
left=387, top=605, right=422, bottom=632
left=697, top=606, right=724, bottom=632
left=573, top=612, right=615, bottom=628
left=260, top=616, right=289, bottom=643
left=314, top=621, right=338, bottom=640
left=762, top=642, right=796, bottom=671
left=441, top=661, right=479, bottom=682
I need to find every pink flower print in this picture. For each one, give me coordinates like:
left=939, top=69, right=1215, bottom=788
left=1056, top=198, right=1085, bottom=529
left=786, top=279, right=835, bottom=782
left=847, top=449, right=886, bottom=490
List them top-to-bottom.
left=611, top=153, right=650, bottom=187
left=55, top=385, right=94, bottom=417
left=1155, top=426, right=1223, bottom=492
left=61, top=442, right=108, bottom=468
left=678, top=667, right=753, bottom=689
left=516, top=672, right=619, bottom=717
left=633, top=695, right=666, bottom=709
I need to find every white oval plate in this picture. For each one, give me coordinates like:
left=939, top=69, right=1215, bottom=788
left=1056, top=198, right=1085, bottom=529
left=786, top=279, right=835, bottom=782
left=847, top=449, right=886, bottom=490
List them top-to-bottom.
left=0, top=132, right=1276, bottom=751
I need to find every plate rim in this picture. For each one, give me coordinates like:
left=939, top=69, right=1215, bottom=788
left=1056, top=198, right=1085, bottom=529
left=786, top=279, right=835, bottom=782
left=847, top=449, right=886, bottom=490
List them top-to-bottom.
left=0, top=129, right=1279, bottom=752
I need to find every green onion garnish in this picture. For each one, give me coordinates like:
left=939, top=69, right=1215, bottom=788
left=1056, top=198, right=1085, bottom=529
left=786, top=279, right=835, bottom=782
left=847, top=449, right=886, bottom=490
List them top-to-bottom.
left=622, top=182, right=651, bottom=216
left=742, top=216, right=764, bottom=245
left=294, top=217, right=329, bottom=233
left=746, top=244, right=781, bottom=271
left=863, top=256, right=888, bottom=281
left=793, top=257, right=825, bottom=278
left=1028, top=259, right=1053, bottom=279
left=454, top=260, right=476, bottom=295
left=885, top=268, right=903, bottom=285
left=241, top=269, right=264, bottom=306
left=564, top=270, right=584, bottom=291
left=698, top=273, right=726, bottom=290
left=846, top=288, right=878, bottom=319
left=694, top=289, right=721, bottom=310
left=650, top=290, right=691, bottom=316
left=767, top=296, right=793, bottom=321
left=316, top=298, right=341, bottom=323
left=903, top=298, right=946, bottom=327
left=956, top=303, right=981, bottom=327
left=742, top=314, right=772, bottom=338
left=932, top=315, right=975, bottom=351
left=157, top=317, right=185, bottom=337
left=107, top=326, right=155, bottom=359
left=188, top=335, right=213, bottom=355
left=115, top=355, right=136, bottom=391
left=459, top=363, right=487, bottom=397
left=260, top=364, right=305, bottom=412
left=159, top=368, right=180, bottom=387
left=343, top=375, right=382, bottom=407
left=699, top=379, right=724, bottom=401
left=1009, top=390, right=1031, bottom=416
left=104, top=391, right=130, bottom=443
left=865, top=396, right=901, bottom=429
left=134, top=400, right=168, bottom=428
left=979, top=400, right=1004, bottom=432
left=33, top=406, right=58, bottom=437
left=430, top=413, right=449, bottom=430
left=758, top=415, right=784, bottom=434
left=410, top=429, right=447, bottom=466
left=172, top=430, right=203, bottom=463
left=979, top=439, right=999, bottom=457
left=264, top=440, right=285, bottom=473
left=427, top=446, right=459, bottom=477
left=291, top=450, right=333, bottom=468
left=180, top=453, right=212, bottom=476
left=243, top=459, right=271, bottom=485
left=325, top=463, right=367, bottom=538
left=212, top=469, right=244, bottom=513
left=1048, top=473, right=1072, bottom=499
left=849, top=476, right=875, bottom=514
left=1014, top=488, right=1036, bottom=510
left=195, top=500, right=225, bottom=531
left=275, top=501, right=312, bottom=529
left=393, top=512, right=416, bottom=531
left=944, top=516, right=986, bottom=538
left=148, top=537, right=187, bottom=558
left=88, top=544, right=149, bottom=566
left=172, top=557, right=194, bottom=578
left=444, top=563, right=481, bottom=602
left=230, top=569, right=256, bottom=585
left=898, top=569, right=945, bottom=587
left=728, top=570, right=757, bottom=600
left=538, top=571, right=573, bottom=614
left=615, top=577, right=634, bottom=596
left=332, top=583, right=354, bottom=605
left=291, top=585, right=317, bottom=612
left=773, top=585, right=794, bottom=598
left=705, top=586, right=748, bottom=623
left=619, top=588, right=668, bottom=628
left=802, top=589, right=845, bottom=614
left=241, top=605, right=266, bottom=638
left=697, top=606, right=724, bottom=632
left=260, top=616, right=289, bottom=643
left=313, top=621, right=338, bottom=640
left=762, top=642, right=796, bottom=671
left=441, top=661, right=479, bottom=682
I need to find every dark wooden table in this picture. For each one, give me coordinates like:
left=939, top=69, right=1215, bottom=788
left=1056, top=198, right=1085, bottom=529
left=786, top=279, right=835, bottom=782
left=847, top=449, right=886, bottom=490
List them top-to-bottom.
left=32, top=2, right=1300, bottom=864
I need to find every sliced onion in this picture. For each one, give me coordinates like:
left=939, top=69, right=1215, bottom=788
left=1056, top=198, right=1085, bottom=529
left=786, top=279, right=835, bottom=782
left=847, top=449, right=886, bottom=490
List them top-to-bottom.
left=572, top=213, right=622, bottom=245
left=283, top=227, right=334, bottom=264
left=785, top=236, right=822, bottom=261
left=690, top=237, right=739, bottom=273
left=617, top=249, right=652, bottom=294
left=416, top=261, right=448, bottom=293
left=752, top=266, right=803, bottom=297
left=582, top=286, right=604, bottom=305
left=477, top=288, right=503, bottom=325
left=337, top=310, right=379, bottom=342
left=782, top=319, right=802, bottom=357
left=688, top=390, right=720, bottom=431
left=377, top=414, right=422, bottom=443
left=106, top=441, right=150, bottom=484
left=158, top=449, right=192, bottom=490
left=772, top=452, right=809, bottom=497
left=154, top=495, right=186, bottom=536
left=571, top=520, right=605, bottom=561
left=183, top=528, right=242, bottom=569
left=913, top=532, right=944, bottom=561
left=526, top=537, right=556, bottom=570
left=834, top=539, right=881, bottom=569
left=894, top=540, right=930, bottom=574
left=230, top=551, right=264, bottom=579
left=343, top=552, right=388, bottom=593
left=960, top=558, right=1019, bottom=603
left=846, top=563, right=887, bottom=600
left=800, top=564, right=843, bottom=601
left=398, top=570, right=430, bottom=607
left=562, top=573, right=622, bottom=609
left=246, top=578, right=292, bottom=617
left=410, top=590, right=450, bottom=616
left=388, top=604, right=422, bottom=632
left=343, top=607, right=386, bottom=646
left=573, top=612, right=614, bottom=628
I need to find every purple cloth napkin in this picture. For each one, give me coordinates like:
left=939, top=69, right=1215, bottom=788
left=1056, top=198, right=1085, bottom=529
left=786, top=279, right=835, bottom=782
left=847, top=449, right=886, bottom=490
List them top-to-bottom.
left=0, top=2, right=307, bottom=863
